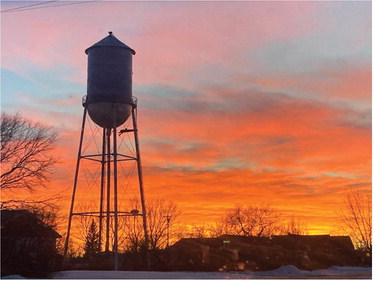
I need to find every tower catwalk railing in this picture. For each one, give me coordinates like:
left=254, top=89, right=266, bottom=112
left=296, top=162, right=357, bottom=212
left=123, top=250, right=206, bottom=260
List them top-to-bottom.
left=63, top=97, right=149, bottom=270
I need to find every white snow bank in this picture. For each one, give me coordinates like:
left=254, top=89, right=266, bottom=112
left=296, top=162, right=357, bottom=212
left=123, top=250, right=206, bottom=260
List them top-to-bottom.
left=254, top=265, right=371, bottom=277
left=52, top=266, right=372, bottom=279
left=1, top=275, right=26, bottom=279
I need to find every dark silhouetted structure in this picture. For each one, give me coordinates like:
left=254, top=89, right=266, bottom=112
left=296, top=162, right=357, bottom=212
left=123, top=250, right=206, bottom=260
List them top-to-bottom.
left=64, top=32, right=149, bottom=271
left=1, top=209, right=61, bottom=278
left=164, top=234, right=363, bottom=271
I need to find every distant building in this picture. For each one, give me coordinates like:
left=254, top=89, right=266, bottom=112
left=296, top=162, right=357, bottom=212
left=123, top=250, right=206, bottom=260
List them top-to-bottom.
left=1, top=209, right=62, bottom=278
left=165, top=234, right=361, bottom=271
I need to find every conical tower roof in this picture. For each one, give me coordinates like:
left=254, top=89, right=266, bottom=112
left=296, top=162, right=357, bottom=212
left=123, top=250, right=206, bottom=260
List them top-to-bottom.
left=85, top=31, right=136, bottom=55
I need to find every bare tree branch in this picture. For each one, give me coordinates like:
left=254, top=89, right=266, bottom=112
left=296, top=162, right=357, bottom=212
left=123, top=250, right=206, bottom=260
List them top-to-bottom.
left=1, top=113, right=58, bottom=191
left=338, top=190, right=372, bottom=255
left=1, top=195, right=62, bottom=231
left=146, top=199, right=181, bottom=250
left=222, top=204, right=281, bottom=237
left=278, top=216, right=308, bottom=235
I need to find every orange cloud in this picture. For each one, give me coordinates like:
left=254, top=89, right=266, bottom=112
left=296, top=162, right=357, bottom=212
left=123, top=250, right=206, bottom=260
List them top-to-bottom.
left=2, top=1, right=370, bottom=237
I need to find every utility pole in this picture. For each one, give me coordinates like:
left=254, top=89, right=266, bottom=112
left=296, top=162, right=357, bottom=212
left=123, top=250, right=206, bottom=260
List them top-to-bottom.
left=164, top=215, right=171, bottom=247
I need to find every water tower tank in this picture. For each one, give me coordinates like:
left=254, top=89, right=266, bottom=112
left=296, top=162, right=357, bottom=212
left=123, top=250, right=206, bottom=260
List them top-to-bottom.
left=85, top=32, right=136, bottom=128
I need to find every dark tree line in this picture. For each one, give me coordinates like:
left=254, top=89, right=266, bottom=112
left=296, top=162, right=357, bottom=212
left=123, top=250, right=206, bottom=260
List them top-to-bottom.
left=180, top=205, right=307, bottom=239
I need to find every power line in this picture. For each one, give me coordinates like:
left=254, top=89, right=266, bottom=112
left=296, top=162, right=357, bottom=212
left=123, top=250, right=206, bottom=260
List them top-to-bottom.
left=1, top=0, right=98, bottom=13
left=1, top=1, right=59, bottom=13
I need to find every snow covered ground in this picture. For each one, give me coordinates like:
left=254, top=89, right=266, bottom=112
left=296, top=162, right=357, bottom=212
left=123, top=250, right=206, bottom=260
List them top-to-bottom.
left=3, top=266, right=371, bottom=279
left=49, top=266, right=371, bottom=279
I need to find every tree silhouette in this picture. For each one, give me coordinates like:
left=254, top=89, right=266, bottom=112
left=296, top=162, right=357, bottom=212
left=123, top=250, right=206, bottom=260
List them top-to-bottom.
left=1, top=113, right=58, bottom=191
left=338, top=190, right=371, bottom=256
left=122, top=198, right=181, bottom=251
left=147, top=199, right=181, bottom=250
left=223, top=204, right=281, bottom=237
left=279, top=217, right=308, bottom=235
left=84, top=220, right=100, bottom=257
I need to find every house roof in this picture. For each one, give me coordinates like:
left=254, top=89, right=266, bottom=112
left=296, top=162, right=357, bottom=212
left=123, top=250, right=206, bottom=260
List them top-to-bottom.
left=1, top=209, right=61, bottom=238
left=171, top=233, right=355, bottom=252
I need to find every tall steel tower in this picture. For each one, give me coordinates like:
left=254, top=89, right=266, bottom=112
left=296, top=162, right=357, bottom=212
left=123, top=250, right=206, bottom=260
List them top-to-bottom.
left=63, top=32, right=149, bottom=270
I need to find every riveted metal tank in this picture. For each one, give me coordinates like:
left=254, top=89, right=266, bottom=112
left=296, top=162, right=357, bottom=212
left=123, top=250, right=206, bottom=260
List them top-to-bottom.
left=85, top=32, right=136, bottom=128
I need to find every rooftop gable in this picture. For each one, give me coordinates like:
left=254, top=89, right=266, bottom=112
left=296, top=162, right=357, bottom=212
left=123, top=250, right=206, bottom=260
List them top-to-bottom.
left=1, top=209, right=61, bottom=239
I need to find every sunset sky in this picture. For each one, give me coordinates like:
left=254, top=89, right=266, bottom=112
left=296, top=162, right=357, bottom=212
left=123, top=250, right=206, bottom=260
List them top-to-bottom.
left=1, top=1, right=371, bottom=234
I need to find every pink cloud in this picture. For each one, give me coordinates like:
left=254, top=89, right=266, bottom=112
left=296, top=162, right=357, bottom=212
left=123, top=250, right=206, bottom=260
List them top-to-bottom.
left=2, top=1, right=320, bottom=85
left=247, top=63, right=371, bottom=103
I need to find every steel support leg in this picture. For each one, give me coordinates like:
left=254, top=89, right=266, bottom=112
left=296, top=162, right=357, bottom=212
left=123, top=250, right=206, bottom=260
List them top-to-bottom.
left=64, top=107, right=87, bottom=257
left=132, top=107, right=150, bottom=269
left=113, top=125, right=119, bottom=270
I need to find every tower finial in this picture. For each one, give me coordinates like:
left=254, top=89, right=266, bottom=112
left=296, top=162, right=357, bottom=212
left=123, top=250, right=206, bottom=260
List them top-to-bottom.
left=109, top=31, right=113, bottom=35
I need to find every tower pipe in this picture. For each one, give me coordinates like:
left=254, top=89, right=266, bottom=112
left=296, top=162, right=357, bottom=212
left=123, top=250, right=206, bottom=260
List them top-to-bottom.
left=98, top=127, right=106, bottom=251
left=105, top=128, right=111, bottom=252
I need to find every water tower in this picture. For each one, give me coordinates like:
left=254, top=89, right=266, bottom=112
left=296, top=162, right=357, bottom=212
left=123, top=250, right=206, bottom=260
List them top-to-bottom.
left=64, top=32, right=149, bottom=270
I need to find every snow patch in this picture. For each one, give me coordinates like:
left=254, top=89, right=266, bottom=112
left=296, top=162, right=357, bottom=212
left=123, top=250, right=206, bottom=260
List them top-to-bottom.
left=258, top=265, right=304, bottom=276
left=52, top=266, right=372, bottom=279
left=2, top=275, right=26, bottom=279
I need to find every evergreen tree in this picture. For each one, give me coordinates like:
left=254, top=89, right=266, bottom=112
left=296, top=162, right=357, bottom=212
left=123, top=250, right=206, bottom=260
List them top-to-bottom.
left=84, top=219, right=100, bottom=257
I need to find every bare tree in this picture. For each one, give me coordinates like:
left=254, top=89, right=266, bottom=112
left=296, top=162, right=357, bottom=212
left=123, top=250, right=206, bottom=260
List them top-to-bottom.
left=1, top=113, right=58, bottom=191
left=338, top=190, right=372, bottom=255
left=1, top=196, right=62, bottom=231
left=122, top=198, right=182, bottom=251
left=147, top=199, right=182, bottom=250
left=120, top=204, right=146, bottom=252
left=219, top=204, right=281, bottom=237
left=108, top=213, right=142, bottom=253
left=121, top=216, right=144, bottom=252
left=211, top=216, right=239, bottom=237
left=278, top=216, right=308, bottom=235
left=175, top=223, right=212, bottom=239
left=186, top=224, right=212, bottom=238
left=56, top=233, right=79, bottom=257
